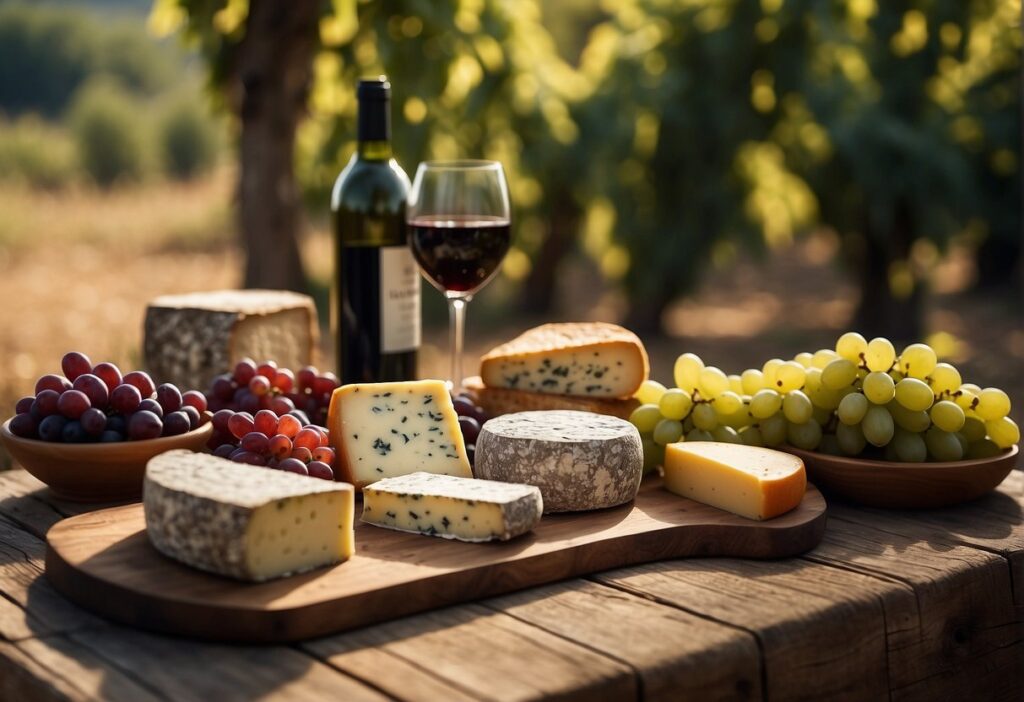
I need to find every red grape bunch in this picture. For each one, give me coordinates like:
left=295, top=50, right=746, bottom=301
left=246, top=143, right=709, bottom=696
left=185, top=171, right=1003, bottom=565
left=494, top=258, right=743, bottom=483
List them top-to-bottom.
left=9, top=352, right=210, bottom=443
left=206, top=359, right=338, bottom=426
left=451, top=389, right=489, bottom=466
left=209, top=408, right=336, bottom=480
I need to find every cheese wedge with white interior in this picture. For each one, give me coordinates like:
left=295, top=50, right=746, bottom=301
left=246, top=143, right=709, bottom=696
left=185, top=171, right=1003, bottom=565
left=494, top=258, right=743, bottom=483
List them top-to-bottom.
left=479, top=323, right=648, bottom=399
left=327, top=380, right=472, bottom=490
left=663, top=442, right=806, bottom=520
left=144, top=450, right=354, bottom=582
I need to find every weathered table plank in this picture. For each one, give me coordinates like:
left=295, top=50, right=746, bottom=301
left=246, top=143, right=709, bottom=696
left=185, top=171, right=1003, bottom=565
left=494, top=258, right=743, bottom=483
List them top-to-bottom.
left=0, top=468, right=1021, bottom=702
left=483, top=580, right=763, bottom=701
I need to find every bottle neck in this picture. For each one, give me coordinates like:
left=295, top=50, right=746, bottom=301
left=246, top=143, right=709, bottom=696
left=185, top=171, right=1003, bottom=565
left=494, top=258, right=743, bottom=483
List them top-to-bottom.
left=357, top=95, right=391, bottom=161
left=358, top=140, right=393, bottom=160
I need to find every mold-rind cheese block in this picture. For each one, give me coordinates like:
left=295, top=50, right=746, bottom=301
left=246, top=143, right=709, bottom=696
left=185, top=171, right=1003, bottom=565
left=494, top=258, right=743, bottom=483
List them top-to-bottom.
left=144, top=289, right=317, bottom=390
left=479, top=323, right=649, bottom=399
left=463, top=376, right=639, bottom=420
left=327, top=380, right=472, bottom=490
left=475, top=410, right=643, bottom=513
left=663, top=443, right=806, bottom=521
left=144, top=450, right=354, bottom=582
left=362, top=472, right=543, bottom=542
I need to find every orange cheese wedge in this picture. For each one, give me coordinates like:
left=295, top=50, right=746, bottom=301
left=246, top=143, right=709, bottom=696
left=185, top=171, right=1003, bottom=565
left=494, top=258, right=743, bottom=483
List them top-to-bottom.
left=663, top=442, right=806, bottom=520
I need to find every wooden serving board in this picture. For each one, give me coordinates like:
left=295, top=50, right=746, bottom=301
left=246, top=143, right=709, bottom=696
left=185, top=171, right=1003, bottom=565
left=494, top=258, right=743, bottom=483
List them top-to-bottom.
left=45, top=479, right=827, bottom=643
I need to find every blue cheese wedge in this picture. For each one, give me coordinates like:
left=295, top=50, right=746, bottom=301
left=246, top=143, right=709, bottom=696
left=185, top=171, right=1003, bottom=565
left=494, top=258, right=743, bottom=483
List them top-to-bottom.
left=479, top=322, right=649, bottom=399
left=327, top=380, right=472, bottom=490
left=475, top=410, right=644, bottom=513
left=144, top=450, right=354, bottom=582
left=362, top=472, right=543, bottom=542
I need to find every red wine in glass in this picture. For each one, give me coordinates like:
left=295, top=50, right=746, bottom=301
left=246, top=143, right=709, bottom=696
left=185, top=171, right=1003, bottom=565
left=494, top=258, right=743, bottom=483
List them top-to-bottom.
left=409, top=214, right=511, bottom=294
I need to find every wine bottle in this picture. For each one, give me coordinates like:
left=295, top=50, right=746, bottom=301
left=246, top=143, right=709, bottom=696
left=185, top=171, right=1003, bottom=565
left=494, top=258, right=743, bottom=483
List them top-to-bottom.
left=331, top=77, right=419, bottom=383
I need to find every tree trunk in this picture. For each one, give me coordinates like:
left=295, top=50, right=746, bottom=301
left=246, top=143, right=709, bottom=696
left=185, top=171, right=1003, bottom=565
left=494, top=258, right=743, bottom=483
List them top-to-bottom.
left=233, top=0, right=320, bottom=292
left=518, top=194, right=580, bottom=316
left=851, top=201, right=924, bottom=343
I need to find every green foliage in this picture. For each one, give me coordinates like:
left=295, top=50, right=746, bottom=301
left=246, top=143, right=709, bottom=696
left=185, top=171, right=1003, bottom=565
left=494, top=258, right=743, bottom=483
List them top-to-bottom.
left=0, top=2, right=177, bottom=117
left=69, top=78, right=149, bottom=187
left=159, top=95, right=219, bottom=179
left=0, top=117, right=78, bottom=189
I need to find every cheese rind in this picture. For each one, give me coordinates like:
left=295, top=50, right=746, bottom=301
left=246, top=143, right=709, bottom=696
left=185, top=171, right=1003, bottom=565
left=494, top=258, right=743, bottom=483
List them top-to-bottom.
left=144, top=289, right=317, bottom=390
left=479, top=323, right=649, bottom=399
left=463, top=376, right=639, bottom=420
left=327, top=380, right=472, bottom=490
left=475, top=410, right=644, bottom=513
left=663, top=442, right=806, bottom=521
left=144, top=450, right=354, bottom=582
left=362, top=472, right=543, bottom=542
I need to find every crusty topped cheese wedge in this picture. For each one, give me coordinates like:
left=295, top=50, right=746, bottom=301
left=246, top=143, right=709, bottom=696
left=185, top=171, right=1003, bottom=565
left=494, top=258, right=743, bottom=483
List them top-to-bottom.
left=479, top=322, right=649, bottom=399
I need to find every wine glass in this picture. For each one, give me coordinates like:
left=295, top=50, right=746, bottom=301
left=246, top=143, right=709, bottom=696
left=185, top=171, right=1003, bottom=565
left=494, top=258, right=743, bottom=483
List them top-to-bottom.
left=407, top=160, right=511, bottom=390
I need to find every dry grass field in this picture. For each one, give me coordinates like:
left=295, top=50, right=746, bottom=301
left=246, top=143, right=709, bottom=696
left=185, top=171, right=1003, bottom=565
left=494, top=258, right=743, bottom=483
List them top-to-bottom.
left=0, top=168, right=1020, bottom=467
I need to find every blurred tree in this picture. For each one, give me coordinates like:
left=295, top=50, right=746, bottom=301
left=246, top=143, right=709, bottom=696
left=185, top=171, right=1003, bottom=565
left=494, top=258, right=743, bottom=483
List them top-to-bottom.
left=778, top=0, right=1021, bottom=340
left=0, top=3, right=177, bottom=117
left=69, top=78, right=148, bottom=187
left=159, top=95, right=219, bottom=179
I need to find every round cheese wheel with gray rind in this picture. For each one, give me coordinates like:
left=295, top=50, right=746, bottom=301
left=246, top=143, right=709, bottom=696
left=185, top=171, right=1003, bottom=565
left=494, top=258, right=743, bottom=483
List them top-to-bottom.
left=475, top=410, right=643, bottom=513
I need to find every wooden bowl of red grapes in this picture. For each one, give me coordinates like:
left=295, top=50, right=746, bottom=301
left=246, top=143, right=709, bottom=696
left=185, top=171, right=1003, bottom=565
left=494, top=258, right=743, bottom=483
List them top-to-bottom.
left=1, top=352, right=213, bottom=501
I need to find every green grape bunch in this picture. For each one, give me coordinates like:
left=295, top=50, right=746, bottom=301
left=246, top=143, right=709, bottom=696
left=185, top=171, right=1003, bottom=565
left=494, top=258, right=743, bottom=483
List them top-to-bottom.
left=629, top=333, right=1019, bottom=471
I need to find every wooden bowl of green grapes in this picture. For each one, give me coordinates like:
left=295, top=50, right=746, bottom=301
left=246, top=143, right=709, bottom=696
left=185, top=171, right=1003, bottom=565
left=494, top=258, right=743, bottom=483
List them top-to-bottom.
left=633, top=334, right=1020, bottom=509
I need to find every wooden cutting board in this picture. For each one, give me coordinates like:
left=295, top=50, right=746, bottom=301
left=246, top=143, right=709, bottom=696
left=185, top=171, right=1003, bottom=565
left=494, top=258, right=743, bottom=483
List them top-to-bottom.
left=45, top=479, right=827, bottom=643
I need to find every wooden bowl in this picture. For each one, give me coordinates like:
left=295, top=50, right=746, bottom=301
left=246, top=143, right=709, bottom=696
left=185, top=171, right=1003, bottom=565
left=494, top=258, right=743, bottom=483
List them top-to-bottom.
left=0, top=418, right=213, bottom=502
left=783, top=445, right=1018, bottom=509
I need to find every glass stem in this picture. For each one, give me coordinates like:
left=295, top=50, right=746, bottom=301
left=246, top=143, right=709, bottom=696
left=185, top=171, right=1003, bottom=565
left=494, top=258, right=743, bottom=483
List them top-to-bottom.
left=447, top=295, right=470, bottom=390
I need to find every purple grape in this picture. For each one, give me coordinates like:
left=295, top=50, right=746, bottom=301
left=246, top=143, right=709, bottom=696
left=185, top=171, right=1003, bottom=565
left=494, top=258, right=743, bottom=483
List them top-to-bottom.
left=61, top=352, right=92, bottom=381
left=233, top=359, right=257, bottom=385
left=92, top=362, right=122, bottom=393
left=122, top=371, right=156, bottom=398
left=73, top=373, right=109, bottom=410
left=35, top=374, right=71, bottom=395
left=211, top=374, right=236, bottom=401
left=156, top=383, right=182, bottom=413
left=110, top=384, right=142, bottom=414
left=31, top=389, right=60, bottom=418
left=57, top=390, right=90, bottom=419
left=182, top=390, right=207, bottom=413
left=239, top=392, right=261, bottom=414
left=270, top=395, right=296, bottom=415
left=15, top=396, right=34, bottom=415
left=138, top=398, right=164, bottom=418
left=452, top=398, right=475, bottom=416
left=468, top=405, right=488, bottom=425
left=181, top=406, right=201, bottom=430
left=80, top=407, right=107, bottom=436
left=212, top=409, right=234, bottom=433
left=288, top=409, right=310, bottom=426
left=127, top=410, right=163, bottom=440
left=162, top=411, right=191, bottom=437
left=228, top=412, right=255, bottom=439
left=9, top=413, right=37, bottom=438
left=106, top=414, right=127, bottom=434
left=38, top=415, right=67, bottom=442
left=458, top=416, right=480, bottom=444
left=61, top=420, right=88, bottom=443
left=207, top=429, right=235, bottom=450
left=100, top=430, right=123, bottom=443
left=240, top=431, right=270, bottom=454
left=213, top=443, right=236, bottom=459
left=466, top=443, right=475, bottom=466
left=231, top=450, right=266, bottom=466
left=278, top=457, right=309, bottom=475
left=307, top=460, right=334, bottom=481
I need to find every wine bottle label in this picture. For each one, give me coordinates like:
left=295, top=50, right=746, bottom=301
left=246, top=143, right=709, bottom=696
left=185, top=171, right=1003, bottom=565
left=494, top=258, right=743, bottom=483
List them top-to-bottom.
left=379, top=245, right=421, bottom=353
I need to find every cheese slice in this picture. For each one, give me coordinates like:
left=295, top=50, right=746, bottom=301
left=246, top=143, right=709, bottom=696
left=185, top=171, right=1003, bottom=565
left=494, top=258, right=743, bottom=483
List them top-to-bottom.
left=144, top=289, right=317, bottom=390
left=479, top=323, right=649, bottom=399
left=463, top=375, right=639, bottom=420
left=327, top=380, right=472, bottom=490
left=663, top=442, right=806, bottom=521
left=144, top=450, right=354, bottom=582
left=362, top=472, right=543, bottom=542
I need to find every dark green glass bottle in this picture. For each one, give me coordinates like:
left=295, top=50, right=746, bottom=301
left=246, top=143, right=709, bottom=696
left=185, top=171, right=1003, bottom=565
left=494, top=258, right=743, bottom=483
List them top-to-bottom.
left=331, top=77, right=419, bottom=383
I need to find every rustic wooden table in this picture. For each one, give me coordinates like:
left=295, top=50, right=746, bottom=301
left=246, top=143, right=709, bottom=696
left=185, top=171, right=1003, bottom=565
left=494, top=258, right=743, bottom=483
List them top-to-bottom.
left=0, top=468, right=1021, bottom=702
